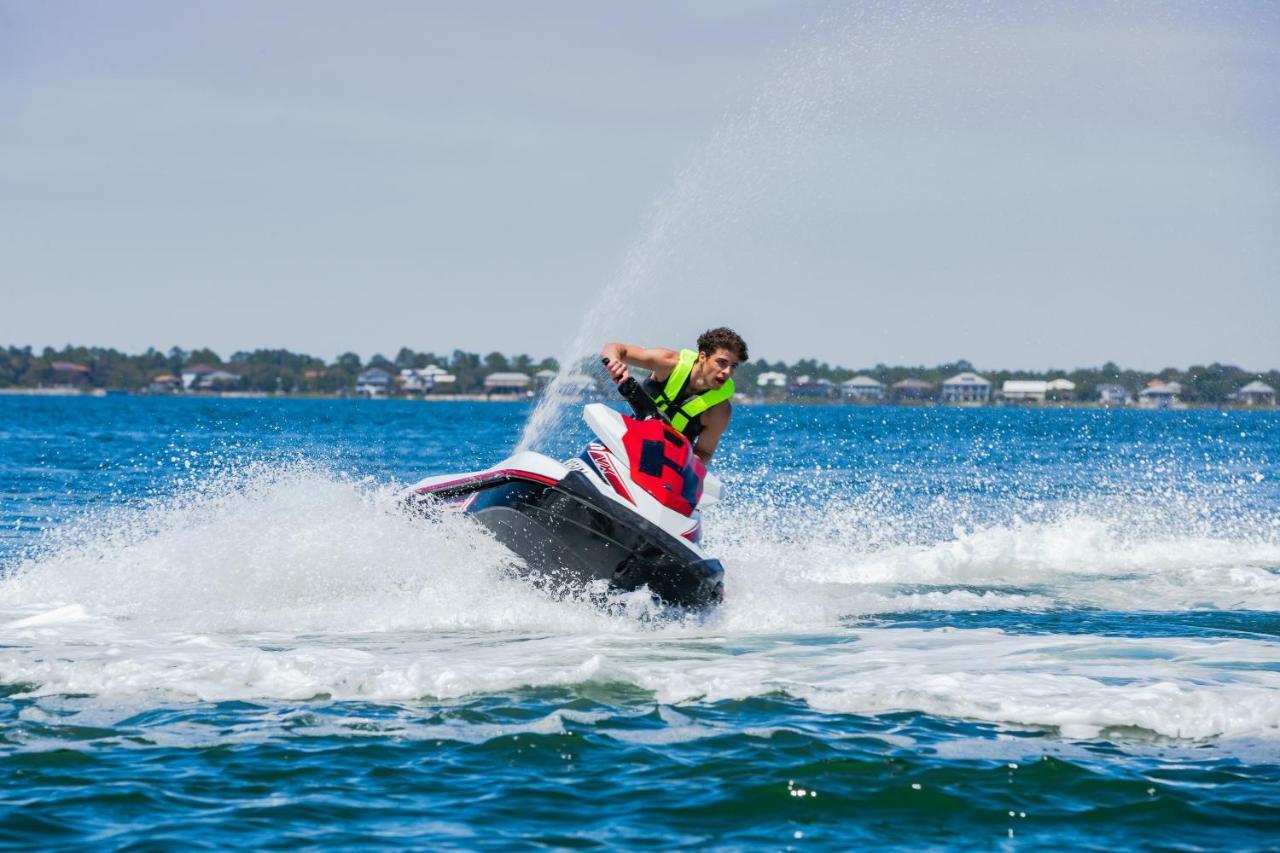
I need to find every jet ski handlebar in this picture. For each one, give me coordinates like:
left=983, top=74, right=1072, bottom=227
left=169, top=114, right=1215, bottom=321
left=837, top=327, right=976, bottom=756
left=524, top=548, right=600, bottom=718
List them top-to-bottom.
left=602, top=357, right=673, bottom=427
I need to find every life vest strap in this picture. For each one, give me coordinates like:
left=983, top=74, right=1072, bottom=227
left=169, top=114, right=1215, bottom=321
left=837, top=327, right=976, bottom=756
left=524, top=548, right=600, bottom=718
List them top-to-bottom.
left=653, top=349, right=734, bottom=434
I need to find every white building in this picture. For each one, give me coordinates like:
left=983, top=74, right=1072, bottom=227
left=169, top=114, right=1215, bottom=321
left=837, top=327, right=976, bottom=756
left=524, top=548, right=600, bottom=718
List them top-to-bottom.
left=180, top=363, right=218, bottom=390
left=398, top=366, right=456, bottom=394
left=355, top=368, right=393, bottom=397
left=398, top=368, right=425, bottom=393
left=197, top=369, right=241, bottom=390
left=756, top=371, right=787, bottom=388
left=484, top=372, right=532, bottom=395
left=941, top=372, right=991, bottom=403
left=790, top=376, right=835, bottom=399
left=841, top=376, right=884, bottom=401
left=892, top=378, right=934, bottom=401
left=1046, top=378, right=1077, bottom=399
left=1002, top=380, right=1048, bottom=403
left=1138, top=380, right=1182, bottom=408
left=1235, top=380, right=1276, bottom=406
left=1097, top=384, right=1130, bottom=406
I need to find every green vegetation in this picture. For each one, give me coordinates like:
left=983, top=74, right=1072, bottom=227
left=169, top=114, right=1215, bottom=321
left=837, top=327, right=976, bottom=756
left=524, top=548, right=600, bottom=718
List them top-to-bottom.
left=0, top=345, right=1275, bottom=403
left=0, top=345, right=559, bottom=395
left=729, top=358, right=1280, bottom=404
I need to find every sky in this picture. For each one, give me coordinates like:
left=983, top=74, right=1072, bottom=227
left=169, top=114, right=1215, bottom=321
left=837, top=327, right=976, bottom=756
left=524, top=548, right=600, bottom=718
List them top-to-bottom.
left=2, top=0, right=1277, bottom=371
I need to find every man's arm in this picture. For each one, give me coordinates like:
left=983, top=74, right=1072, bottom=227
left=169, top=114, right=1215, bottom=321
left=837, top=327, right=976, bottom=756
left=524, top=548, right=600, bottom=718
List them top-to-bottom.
left=601, top=342, right=680, bottom=383
left=692, top=401, right=731, bottom=464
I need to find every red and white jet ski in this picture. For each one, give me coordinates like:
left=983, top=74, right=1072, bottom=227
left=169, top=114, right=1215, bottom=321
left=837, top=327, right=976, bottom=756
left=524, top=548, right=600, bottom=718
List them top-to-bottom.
left=402, top=373, right=725, bottom=609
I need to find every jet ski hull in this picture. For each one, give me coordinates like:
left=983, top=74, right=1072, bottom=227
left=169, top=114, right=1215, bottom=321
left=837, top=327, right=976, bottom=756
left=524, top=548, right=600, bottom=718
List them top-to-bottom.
left=463, top=471, right=724, bottom=610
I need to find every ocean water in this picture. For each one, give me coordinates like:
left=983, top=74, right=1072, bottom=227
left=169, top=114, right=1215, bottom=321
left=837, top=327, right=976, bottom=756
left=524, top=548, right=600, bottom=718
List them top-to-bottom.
left=1, top=396, right=1277, bottom=849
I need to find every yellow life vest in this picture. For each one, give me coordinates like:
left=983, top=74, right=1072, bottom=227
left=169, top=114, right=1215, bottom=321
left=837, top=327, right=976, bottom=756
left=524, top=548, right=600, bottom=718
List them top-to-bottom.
left=652, top=349, right=735, bottom=435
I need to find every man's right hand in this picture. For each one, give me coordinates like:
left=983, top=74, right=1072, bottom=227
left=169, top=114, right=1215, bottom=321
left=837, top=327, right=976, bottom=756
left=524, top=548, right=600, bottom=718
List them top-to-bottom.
left=601, top=349, right=630, bottom=383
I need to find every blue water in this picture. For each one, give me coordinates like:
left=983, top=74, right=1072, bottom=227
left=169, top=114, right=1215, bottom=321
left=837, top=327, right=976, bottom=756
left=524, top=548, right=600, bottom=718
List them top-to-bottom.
left=2, top=396, right=1278, bottom=848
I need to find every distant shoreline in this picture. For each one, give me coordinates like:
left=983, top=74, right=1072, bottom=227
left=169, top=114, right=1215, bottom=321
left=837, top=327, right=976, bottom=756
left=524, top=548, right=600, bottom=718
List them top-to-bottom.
left=5, top=345, right=1276, bottom=407
left=2, top=387, right=1275, bottom=412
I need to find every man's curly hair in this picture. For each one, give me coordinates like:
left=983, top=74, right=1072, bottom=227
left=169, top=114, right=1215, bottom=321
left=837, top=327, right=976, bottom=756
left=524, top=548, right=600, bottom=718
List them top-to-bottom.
left=697, top=327, right=749, bottom=363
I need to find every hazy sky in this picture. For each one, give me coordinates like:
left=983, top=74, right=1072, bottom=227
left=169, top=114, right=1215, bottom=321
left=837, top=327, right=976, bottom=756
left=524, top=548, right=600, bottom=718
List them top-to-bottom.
left=2, top=1, right=1277, bottom=370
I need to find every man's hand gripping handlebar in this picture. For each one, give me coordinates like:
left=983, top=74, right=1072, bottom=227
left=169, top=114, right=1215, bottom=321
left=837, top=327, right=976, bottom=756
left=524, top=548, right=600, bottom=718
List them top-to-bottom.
left=602, top=357, right=672, bottom=427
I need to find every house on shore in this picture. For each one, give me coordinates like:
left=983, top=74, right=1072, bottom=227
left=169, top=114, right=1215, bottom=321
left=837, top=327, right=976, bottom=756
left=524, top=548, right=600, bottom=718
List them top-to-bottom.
left=49, top=361, right=91, bottom=389
left=181, top=364, right=241, bottom=391
left=181, top=364, right=218, bottom=390
left=399, top=365, right=456, bottom=395
left=355, top=368, right=393, bottom=397
left=756, top=371, right=787, bottom=388
left=484, top=372, right=532, bottom=396
left=941, top=372, right=991, bottom=403
left=148, top=374, right=181, bottom=393
left=790, top=376, right=836, bottom=399
left=841, top=376, right=884, bottom=402
left=891, top=378, right=934, bottom=402
left=1001, top=378, right=1076, bottom=404
left=1046, top=378, right=1076, bottom=400
left=1001, top=380, right=1048, bottom=404
left=1138, top=380, right=1182, bottom=408
left=1234, top=380, right=1276, bottom=407
left=1098, top=384, right=1131, bottom=406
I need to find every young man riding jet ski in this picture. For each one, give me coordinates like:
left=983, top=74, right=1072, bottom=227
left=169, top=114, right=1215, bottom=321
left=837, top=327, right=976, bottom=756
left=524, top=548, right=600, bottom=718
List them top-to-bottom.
left=601, top=326, right=748, bottom=465
left=402, top=328, right=749, bottom=610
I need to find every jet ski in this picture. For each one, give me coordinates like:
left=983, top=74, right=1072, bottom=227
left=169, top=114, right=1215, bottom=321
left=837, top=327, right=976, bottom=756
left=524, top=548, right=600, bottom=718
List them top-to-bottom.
left=402, top=367, right=725, bottom=610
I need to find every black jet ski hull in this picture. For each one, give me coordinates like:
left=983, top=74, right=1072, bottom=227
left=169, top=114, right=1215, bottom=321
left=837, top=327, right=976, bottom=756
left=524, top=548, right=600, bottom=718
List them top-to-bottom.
left=465, top=471, right=724, bottom=610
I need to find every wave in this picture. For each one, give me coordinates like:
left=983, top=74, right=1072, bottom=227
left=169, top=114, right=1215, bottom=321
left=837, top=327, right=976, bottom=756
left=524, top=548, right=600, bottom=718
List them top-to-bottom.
left=1, top=462, right=1277, bottom=741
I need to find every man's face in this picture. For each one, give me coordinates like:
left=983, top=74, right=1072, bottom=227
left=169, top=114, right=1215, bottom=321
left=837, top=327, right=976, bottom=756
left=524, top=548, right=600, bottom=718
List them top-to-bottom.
left=697, top=348, right=740, bottom=388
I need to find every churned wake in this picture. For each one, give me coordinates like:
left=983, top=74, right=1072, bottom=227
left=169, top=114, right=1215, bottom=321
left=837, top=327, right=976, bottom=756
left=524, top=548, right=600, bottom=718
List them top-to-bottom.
left=1, top=461, right=1277, bottom=741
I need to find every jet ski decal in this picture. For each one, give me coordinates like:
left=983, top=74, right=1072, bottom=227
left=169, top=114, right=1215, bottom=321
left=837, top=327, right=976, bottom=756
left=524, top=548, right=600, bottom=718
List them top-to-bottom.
left=585, top=442, right=635, bottom=505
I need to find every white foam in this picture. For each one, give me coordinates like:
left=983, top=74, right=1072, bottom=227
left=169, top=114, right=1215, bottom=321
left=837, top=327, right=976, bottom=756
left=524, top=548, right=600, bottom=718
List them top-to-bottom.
left=1, top=463, right=1277, bottom=744
left=706, top=490, right=1280, bottom=616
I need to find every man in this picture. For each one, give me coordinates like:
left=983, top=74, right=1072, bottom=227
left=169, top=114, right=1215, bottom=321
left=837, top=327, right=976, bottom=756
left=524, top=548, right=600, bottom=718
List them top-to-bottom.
left=601, top=327, right=748, bottom=464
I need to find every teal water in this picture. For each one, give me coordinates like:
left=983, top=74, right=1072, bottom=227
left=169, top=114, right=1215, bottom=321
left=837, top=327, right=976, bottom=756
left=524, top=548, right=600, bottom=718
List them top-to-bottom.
left=1, top=397, right=1278, bottom=848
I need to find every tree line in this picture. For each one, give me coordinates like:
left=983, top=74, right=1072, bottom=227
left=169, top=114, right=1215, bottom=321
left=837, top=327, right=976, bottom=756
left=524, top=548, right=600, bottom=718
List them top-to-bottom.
left=0, top=345, right=559, bottom=394
left=1, top=345, right=1276, bottom=403
left=734, top=359, right=1280, bottom=404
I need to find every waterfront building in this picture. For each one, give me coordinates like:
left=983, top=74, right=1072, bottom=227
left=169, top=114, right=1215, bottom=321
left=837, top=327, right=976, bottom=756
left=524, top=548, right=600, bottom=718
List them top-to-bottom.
left=49, top=361, right=91, bottom=390
left=180, top=363, right=218, bottom=390
left=181, top=364, right=240, bottom=391
left=399, top=365, right=456, bottom=394
left=421, top=365, right=456, bottom=393
left=355, top=368, right=393, bottom=397
left=398, top=369, right=425, bottom=393
left=197, top=370, right=241, bottom=390
left=757, top=371, right=787, bottom=388
left=484, top=372, right=533, bottom=396
left=941, top=372, right=991, bottom=403
left=148, top=374, right=181, bottom=394
left=789, top=376, right=836, bottom=399
left=841, top=376, right=884, bottom=401
left=1001, top=377, right=1076, bottom=404
left=892, top=378, right=934, bottom=401
left=1046, top=378, right=1077, bottom=400
left=1002, top=380, right=1048, bottom=404
left=1138, top=380, right=1182, bottom=408
left=1234, top=380, right=1276, bottom=406
left=1097, top=384, right=1131, bottom=406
